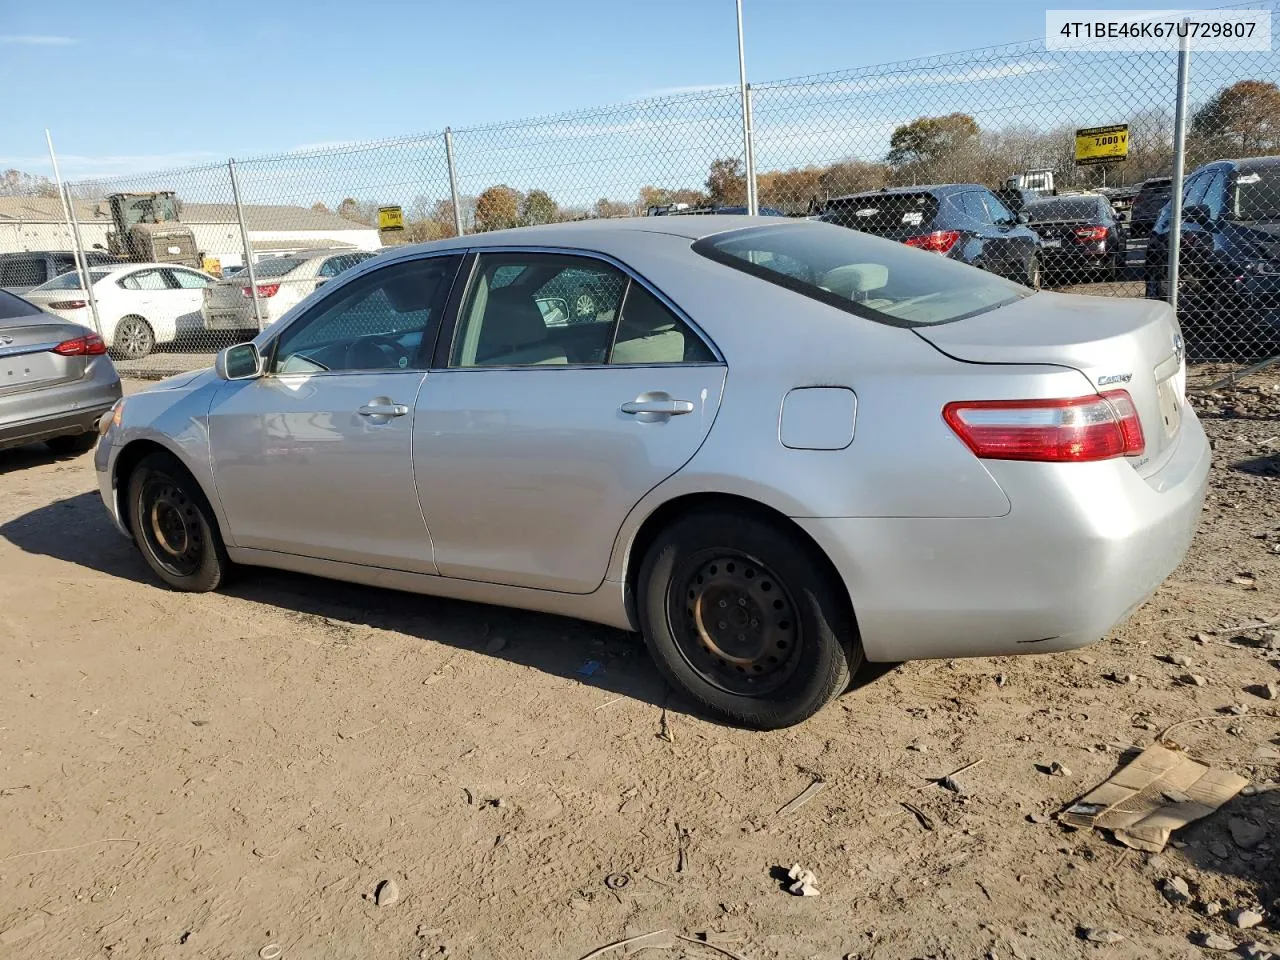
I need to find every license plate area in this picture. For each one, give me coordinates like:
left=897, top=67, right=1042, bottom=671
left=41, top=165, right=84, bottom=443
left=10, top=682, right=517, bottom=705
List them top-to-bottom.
left=1041, top=239, right=1062, bottom=249
left=1156, top=377, right=1182, bottom=438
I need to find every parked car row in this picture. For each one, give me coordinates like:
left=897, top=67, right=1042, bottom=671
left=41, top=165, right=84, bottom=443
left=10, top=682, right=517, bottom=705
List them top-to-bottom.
left=9, top=248, right=378, bottom=358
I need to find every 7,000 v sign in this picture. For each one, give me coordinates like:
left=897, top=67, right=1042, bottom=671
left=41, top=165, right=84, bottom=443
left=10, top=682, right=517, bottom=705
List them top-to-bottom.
left=1075, top=124, right=1129, bottom=165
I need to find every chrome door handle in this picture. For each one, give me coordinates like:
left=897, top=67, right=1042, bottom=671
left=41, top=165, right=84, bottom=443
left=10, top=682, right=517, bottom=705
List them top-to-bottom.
left=621, top=399, right=694, bottom=416
left=358, top=402, right=409, bottom=418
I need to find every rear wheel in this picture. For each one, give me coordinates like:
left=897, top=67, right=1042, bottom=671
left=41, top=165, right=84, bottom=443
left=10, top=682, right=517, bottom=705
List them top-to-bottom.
left=111, top=316, right=155, bottom=361
left=45, top=432, right=97, bottom=456
left=126, top=452, right=229, bottom=592
left=638, top=510, right=861, bottom=729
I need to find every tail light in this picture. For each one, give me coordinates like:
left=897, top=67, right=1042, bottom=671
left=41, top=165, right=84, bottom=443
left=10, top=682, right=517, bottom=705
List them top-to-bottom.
left=1073, top=226, right=1109, bottom=242
left=904, top=230, right=961, bottom=254
left=241, top=283, right=280, bottom=299
left=47, top=300, right=88, bottom=310
left=52, top=333, right=108, bottom=357
left=943, top=390, right=1145, bottom=462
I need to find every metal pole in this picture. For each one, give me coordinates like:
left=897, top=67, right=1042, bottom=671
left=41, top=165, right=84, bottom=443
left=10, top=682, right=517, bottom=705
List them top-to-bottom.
left=735, top=0, right=758, bottom=216
left=1167, top=20, right=1192, bottom=314
left=745, top=82, right=759, bottom=215
left=444, top=128, right=464, bottom=237
left=45, top=131, right=102, bottom=336
left=228, top=159, right=263, bottom=331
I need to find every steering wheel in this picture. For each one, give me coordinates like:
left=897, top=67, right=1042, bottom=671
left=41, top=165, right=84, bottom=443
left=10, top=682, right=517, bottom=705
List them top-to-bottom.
left=344, top=334, right=410, bottom=371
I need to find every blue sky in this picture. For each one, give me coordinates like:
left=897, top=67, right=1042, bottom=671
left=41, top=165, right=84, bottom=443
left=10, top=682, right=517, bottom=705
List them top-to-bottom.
left=0, top=0, right=1213, bottom=183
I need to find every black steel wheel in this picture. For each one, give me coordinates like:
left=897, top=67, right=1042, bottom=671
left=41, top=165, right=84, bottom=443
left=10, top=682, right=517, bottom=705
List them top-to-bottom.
left=127, top=452, right=229, bottom=591
left=638, top=509, right=861, bottom=729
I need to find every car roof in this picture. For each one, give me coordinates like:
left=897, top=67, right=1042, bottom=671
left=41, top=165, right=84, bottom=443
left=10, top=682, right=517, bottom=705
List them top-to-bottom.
left=1230, top=155, right=1280, bottom=173
left=829, top=184, right=984, bottom=201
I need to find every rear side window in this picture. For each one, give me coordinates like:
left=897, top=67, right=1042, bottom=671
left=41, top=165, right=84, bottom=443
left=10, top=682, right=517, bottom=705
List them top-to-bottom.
left=822, top=193, right=938, bottom=234
left=694, top=222, right=1030, bottom=327
left=318, top=253, right=373, bottom=278
left=0, top=258, right=48, bottom=288
left=0, top=290, right=40, bottom=319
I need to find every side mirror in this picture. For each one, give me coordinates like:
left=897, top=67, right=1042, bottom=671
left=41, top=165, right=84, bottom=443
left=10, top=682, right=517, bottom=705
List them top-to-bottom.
left=1185, top=204, right=1212, bottom=226
left=1016, top=211, right=1031, bottom=224
left=315, top=277, right=329, bottom=287
left=215, top=342, right=262, bottom=381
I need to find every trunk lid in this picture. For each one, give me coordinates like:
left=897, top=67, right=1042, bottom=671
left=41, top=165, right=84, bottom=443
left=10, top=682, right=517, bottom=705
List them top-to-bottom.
left=207, top=278, right=251, bottom=309
left=915, top=291, right=1186, bottom=475
left=0, top=312, right=90, bottom=397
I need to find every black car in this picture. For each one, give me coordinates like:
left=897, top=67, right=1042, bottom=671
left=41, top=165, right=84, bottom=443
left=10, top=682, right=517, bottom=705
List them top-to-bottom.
left=1145, top=156, right=1280, bottom=348
left=1128, top=177, right=1173, bottom=242
left=820, top=184, right=1043, bottom=288
left=1021, top=193, right=1126, bottom=281
left=0, top=250, right=127, bottom=296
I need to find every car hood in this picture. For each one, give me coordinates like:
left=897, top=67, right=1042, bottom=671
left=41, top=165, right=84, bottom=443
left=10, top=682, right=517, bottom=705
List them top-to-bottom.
left=143, top=368, right=214, bottom=393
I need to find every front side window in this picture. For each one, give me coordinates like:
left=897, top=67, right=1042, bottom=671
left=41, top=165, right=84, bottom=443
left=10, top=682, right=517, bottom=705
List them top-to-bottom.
left=956, top=192, right=992, bottom=224
left=981, top=192, right=1016, bottom=225
left=695, top=221, right=1030, bottom=327
left=450, top=254, right=626, bottom=367
left=271, top=256, right=460, bottom=375
left=120, top=269, right=168, bottom=291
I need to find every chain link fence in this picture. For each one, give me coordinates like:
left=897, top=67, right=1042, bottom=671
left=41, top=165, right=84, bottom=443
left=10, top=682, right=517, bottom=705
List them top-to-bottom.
left=10, top=3, right=1275, bottom=377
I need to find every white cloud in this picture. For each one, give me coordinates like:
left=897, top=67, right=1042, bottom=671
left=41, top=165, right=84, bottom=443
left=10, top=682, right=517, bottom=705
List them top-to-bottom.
left=0, top=35, right=77, bottom=46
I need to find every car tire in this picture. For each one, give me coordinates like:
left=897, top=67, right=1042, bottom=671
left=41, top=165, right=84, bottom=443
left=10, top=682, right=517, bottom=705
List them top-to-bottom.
left=1025, top=254, right=1043, bottom=291
left=111, top=316, right=156, bottom=361
left=45, top=432, right=97, bottom=456
left=126, top=452, right=230, bottom=592
left=637, top=509, right=862, bottom=729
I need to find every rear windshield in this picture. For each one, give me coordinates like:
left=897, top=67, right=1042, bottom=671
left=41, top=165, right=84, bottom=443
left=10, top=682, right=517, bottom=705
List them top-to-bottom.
left=1233, top=168, right=1280, bottom=221
left=1134, top=182, right=1172, bottom=213
left=821, top=193, right=938, bottom=235
left=1024, top=197, right=1104, bottom=222
left=694, top=222, right=1030, bottom=327
left=248, top=257, right=306, bottom=279
left=33, top=268, right=113, bottom=291
left=0, top=290, right=40, bottom=320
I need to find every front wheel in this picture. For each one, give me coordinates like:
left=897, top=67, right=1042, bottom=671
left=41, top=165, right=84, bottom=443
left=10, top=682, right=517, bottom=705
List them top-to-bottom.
left=1025, top=254, right=1043, bottom=291
left=111, top=316, right=156, bottom=361
left=126, top=452, right=230, bottom=592
left=637, top=510, right=862, bottom=729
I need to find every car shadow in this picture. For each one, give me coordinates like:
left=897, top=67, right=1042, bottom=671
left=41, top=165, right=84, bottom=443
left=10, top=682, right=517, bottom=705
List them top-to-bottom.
left=0, top=443, right=94, bottom=476
left=1229, top=455, right=1280, bottom=478
left=0, top=491, right=890, bottom=725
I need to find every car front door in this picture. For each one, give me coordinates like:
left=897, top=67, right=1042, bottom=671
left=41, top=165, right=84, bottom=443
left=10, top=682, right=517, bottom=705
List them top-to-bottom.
left=980, top=190, right=1034, bottom=280
left=413, top=251, right=727, bottom=594
left=206, top=254, right=463, bottom=572
left=164, top=268, right=213, bottom=337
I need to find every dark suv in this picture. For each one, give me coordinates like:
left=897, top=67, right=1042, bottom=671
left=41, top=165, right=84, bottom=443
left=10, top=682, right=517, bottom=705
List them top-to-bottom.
left=1145, top=156, right=1280, bottom=349
left=1128, top=177, right=1173, bottom=242
left=820, top=185, right=1043, bottom=288
left=0, top=250, right=127, bottom=296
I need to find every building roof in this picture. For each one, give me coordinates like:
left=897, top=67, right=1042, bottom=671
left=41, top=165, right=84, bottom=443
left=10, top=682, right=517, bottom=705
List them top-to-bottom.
left=0, top=196, right=374, bottom=232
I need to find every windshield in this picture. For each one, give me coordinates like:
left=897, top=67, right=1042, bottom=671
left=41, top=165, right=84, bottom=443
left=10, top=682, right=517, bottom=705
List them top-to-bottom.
left=1233, top=168, right=1280, bottom=221
left=119, top=194, right=180, bottom=227
left=1024, top=198, right=1104, bottom=222
left=694, top=221, right=1030, bottom=327
left=245, top=257, right=306, bottom=279
left=32, top=268, right=112, bottom=291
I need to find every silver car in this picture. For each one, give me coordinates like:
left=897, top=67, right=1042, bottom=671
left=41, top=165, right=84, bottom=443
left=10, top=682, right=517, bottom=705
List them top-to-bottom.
left=94, top=217, right=1209, bottom=728
left=201, top=249, right=378, bottom=335
left=1, top=289, right=122, bottom=455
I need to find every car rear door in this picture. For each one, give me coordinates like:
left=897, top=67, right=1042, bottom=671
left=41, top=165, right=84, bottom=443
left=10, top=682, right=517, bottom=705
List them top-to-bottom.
left=981, top=190, right=1036, bottom=280
left=413, top=251, right=726, bottom=594
left=207, top=254, right=463, bottom=572
left=163, top=268, right=212, bottom=337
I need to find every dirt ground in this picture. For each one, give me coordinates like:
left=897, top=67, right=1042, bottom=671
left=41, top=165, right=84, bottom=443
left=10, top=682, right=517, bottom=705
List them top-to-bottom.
left=1, top=369, right=1278, bottom=960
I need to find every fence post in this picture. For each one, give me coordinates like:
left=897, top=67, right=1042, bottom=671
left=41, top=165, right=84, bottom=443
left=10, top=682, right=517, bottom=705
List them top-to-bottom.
left=735, top=0, right=758, bottom=216
left=1166, top=21, right=1192, bottom=314
left=745, top=83, right=759, bottom=215
left=445, top=128, right=465, bottom=236
left=45, top=130, right=102, bottom=337
left=228, top=158, right=263, bottom=331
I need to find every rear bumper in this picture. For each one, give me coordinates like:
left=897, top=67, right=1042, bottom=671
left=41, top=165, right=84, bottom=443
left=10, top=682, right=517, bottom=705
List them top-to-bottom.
left=202, top=303, right=265, bottom=331
left=0, top=363, right=121, bottom=451
left=796, top=406, right=1211, bottom=662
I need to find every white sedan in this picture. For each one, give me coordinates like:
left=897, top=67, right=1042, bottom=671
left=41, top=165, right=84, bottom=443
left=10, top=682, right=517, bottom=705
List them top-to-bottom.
left=25, top=263, right=217, bottom=360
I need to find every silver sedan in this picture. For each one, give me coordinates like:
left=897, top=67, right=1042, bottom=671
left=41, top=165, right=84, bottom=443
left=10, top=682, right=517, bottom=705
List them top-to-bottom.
left=94, top=217, right=1209, bottom=728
